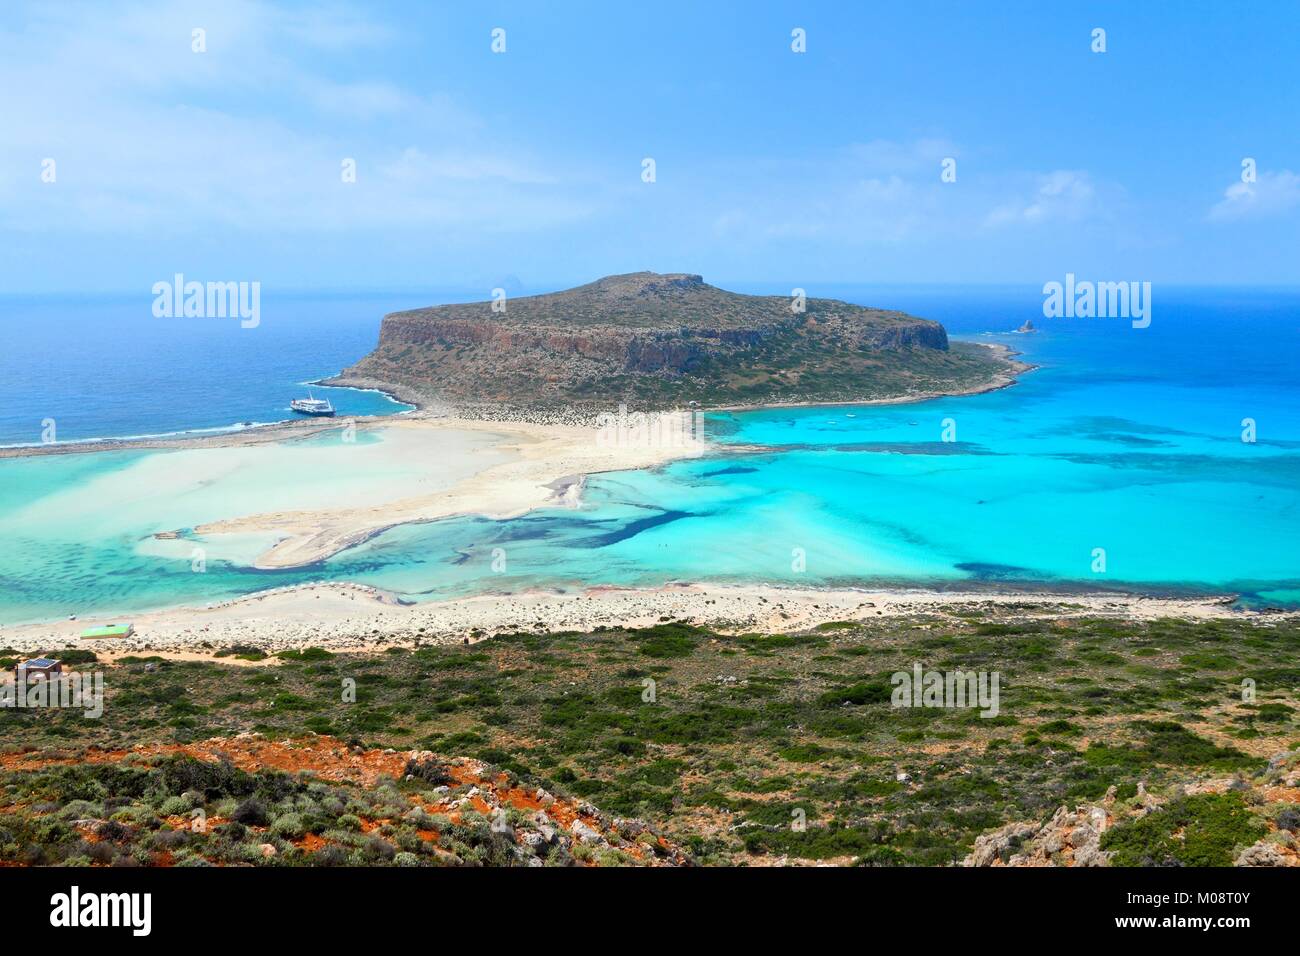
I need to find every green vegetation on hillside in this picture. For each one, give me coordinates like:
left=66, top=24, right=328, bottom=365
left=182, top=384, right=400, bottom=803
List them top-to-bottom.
left=2, top=610, right=1296, bottom=866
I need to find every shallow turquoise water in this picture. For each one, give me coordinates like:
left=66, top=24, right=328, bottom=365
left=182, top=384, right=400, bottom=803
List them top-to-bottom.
left=3, top=286, right=1299, bottom=623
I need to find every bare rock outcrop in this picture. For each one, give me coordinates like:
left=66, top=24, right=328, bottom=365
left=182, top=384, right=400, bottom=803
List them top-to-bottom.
left=965, top=749, right=1300, bottom=868
left=964, top=804, right=1111, bottom=867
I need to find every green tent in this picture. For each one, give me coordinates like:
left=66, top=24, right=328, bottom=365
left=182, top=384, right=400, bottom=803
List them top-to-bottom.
left=80, top=623, right=135, bottom=639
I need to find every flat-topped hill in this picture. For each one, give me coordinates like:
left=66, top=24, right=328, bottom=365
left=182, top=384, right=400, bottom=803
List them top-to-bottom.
left=378, top=271, right=938, bottom=333
left=331, top=272, right=1023, bottom=411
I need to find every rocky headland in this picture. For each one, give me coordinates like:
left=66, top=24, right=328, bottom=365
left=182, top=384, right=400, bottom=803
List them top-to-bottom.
left=327, top=271, right=1027, bottom=414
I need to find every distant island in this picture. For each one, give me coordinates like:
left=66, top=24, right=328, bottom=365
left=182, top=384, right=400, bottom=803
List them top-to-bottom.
left=327, top=272, right=1028, bottom=415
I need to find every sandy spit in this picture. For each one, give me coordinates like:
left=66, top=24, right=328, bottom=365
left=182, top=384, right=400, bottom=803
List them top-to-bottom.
left=184, top=415, right=706, bottom=570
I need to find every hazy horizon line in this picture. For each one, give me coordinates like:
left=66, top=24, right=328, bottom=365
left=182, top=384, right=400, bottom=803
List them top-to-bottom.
left=5, top=279, right=1300, bottom=303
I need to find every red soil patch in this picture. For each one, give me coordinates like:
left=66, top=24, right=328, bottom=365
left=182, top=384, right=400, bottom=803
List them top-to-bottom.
left=0, top=735, right=689, bottom=866
left=0, top=737, right=409, bottom=787
left=295, top=833, right=327, bottom=852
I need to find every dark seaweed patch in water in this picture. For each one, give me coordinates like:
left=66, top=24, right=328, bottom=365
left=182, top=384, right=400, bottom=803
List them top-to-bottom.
left=704, top=415, right=742, bottom=439
left=1073, top=416, right=1196, bottom=438
left=1091, top=433, right=1172, bottom=447
left=830, top=441, right=994, bottom=456
left=741, top=442, right=993, bottom=456
left=1049, top=452, right=1300, bottom=488
left=700, top=465, right=759, bottom=477
left=578, top=510, right=696, bottom=548
left=489, top=514, right=601, bottom=543
left=856, top=516, right=932, bottom=548
left=955, top=561, right=1044, bottom=581
left=1219, top=577, right=1300, bottom=610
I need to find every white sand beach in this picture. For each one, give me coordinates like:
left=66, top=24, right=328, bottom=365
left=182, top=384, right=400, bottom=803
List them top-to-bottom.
left=0, top=579, right=1265, bottom=659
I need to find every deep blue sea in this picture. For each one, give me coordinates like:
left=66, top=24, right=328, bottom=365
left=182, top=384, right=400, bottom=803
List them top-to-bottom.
left=3, top=285, right=1299, bottom=623
left=0, top=292, right=421, bottom=446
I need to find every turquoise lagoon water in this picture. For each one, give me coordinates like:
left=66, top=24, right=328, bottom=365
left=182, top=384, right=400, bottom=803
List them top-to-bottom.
left=2, top=286, right=1299, bottom=623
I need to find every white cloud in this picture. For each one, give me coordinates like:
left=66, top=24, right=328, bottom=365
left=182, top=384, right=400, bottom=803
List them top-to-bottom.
left=0, top=0, right=600, bottom=237
left=706, top=145, right=1122, bottom=250
left=984, top=170, right=1099, bottom=227
left=1208, top=170, right=1300, bottom=221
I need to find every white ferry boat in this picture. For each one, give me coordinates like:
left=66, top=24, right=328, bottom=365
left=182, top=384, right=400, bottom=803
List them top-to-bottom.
left=290, top=391, right=335, bottom=417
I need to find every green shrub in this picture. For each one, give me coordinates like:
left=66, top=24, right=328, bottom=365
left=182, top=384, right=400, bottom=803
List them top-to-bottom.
left=634, top=624, right=701, bottom=659
left=277, top=648, right=334, bottom=662
left=818, top=681, right=891, bottom=708
left=1084, top=722, right=1260, bottom=772
left=1100, top=792, right=1266, bottom=867
left=158, top=796, right=192, bottom=816
left=270, top=812, right=306, bottom=839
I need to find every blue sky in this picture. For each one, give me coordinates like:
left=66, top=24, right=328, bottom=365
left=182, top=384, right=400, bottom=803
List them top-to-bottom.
left=1, top=0, right=1297, bottom=294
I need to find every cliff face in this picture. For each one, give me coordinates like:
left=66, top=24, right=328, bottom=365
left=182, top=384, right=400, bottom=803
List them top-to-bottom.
left=337, top=272, right=1005, bottom=410
left=371, top=308, right=947, bottom=374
